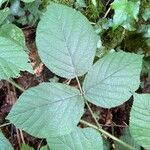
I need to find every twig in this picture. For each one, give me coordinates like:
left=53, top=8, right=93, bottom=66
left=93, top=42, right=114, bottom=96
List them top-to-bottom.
left=4, top=0, right=9, bottom=8
left=103, top=7, right=111, bottom=18
left=75, top=76, right=83, bottom=94
left=7, top=79, right=25, bottom=92
left=7, top=79, right=25, bottom=144
left=66, top=79, right=71, bottom=85
left=0, top=123, right=11, bottom=128
left=16, top=128, right=22, bottom=149
left=19, top=130, right=25, bottom=144
left=37, top=139, right=44, bottom=150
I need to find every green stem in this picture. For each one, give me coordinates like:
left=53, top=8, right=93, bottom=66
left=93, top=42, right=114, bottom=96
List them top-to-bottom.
left=4, top=0, right=9, bottom=8
left=103, top=7, right=111, bottom=18
left=75, top=76, right=83, bottom=94
left=76, top=76, right=101, bottom=128
left=8, top=77, right=137, bottom=150
left=7, top=79, right=25, bottom=92
left=85, top=100, right=101, bottom=129
left=80, top=120, right=137, bottom=150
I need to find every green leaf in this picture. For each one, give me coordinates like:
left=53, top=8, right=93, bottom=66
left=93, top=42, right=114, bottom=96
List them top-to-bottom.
left=111, top=0, right=140, bottom=30
left=36, top=3, right=98, bottom=79
left=0, top=8, right=10, bottom=26
left=0, top=24, right=33, bottom=79
left=0, top=24, right=25, bottom=46
left=83, top=51, right=143, bottom=108
left=7, top=83, right=84, bottom=138
left=130, top=94, right=150, bottom=149
left=47, top=127, right=103, bottom=150
left=115, top=128, right=140, bottom=150
left=0, top=130, right=13, bottom=150
left=21, top=144, right=34, bottom=150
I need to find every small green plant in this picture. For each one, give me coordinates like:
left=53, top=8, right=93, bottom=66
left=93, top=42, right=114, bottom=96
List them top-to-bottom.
left=0, top=0, right=150, bottom=150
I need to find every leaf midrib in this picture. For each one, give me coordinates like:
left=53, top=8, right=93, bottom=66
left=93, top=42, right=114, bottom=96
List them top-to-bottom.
left=85, top=61, right=139, bottom=93
left=10, top=94, right=81, bottom=116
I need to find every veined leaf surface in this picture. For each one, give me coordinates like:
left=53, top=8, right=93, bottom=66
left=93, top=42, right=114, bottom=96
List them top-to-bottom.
left=36, top=3, right=98, bottom=79
left=0, top=24, right=33, bottom=79
left=83, top=51, right=143, bottom=108
left=7, top=83, right=84, bottom=138
left=130, top=94, right=150, bottom=149
left=47, top=127, right=103, bottom=150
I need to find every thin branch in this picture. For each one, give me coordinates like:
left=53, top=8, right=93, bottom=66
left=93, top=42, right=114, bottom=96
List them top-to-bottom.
left=4, top=0, right=9, bottom=8
left=103, top=7, right=111, bottom=18
left=75, top=76, right=83, bottom=94
left=75, top=76, right=101, bottom=128
left=7, top=79, right=25, bottom=92
left=7, top=79, right=25, bottom=144
left=66, top=79, right=71, bottom=85
left=85, top=100, right=102, bottom=129
left=0, top=123, right=11, bottom=128
left=19, top=130, right=25, bottom=144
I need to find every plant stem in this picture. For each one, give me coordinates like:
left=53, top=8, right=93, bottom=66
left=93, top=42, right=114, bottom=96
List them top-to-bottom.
left=4, top=0, right=9, bottom=8
left=103, top=7, right=111, bottom=18
left=75, top=76, right=136, bottom=150
left=75, top=76, right=83, bottom=94
left=75, top=76, right=101, bottom=128
left=6, top=79, right=25, bottom=144
left=7, top=79, right=25, bottom=92
left=85, top=100, right=101, bottom=128
left=80, top=120, right=137, bottom=150
left=0, top=123, right=11, bottom=128
left=16, top=128, right=22, bottom=149
left=19, top=130, right=25, bottom=144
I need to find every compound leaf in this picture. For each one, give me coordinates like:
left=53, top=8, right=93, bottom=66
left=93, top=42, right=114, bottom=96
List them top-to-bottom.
left=111, top=0, right=140, bottom=30
left=36, top=3, right=98, bottom=79
left=0, top=24, right=33, bottom=79
left=83, top=51, right=143, bottom=108
left=7, top=83, right=84, bottom=138
left=130, top=94, right=150, bottom=149
left=47, top=127, right=103, bottom=150
left=0, top=130, right=13, bottom=150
